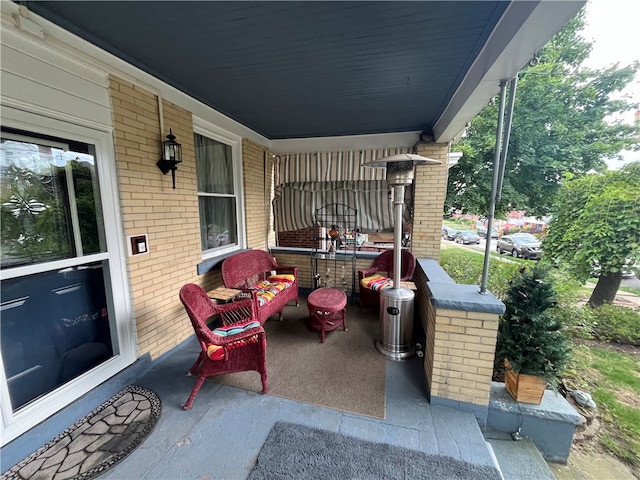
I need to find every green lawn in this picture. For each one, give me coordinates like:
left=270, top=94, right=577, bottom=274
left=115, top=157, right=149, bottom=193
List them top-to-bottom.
left=440, top=246, right=640, bottom=470
left=620, top=285, right=640, bottom=296
left=565, top=345, right=640, bottom=466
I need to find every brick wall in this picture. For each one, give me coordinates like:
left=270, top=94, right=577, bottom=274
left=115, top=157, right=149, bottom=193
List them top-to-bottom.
left=109, top=75, right=202, bottom=359
left=110, top=78, right=279, bottom=359
left=242, top=139, right=273, bottom=250
left=412, top=142, right=449, bottom=261
left=277, top=227, right=315, bottom=248
left=273, top=251, right=374, bottom=292
left=415, top=267, right=499, bottom=408
left=415, top=268, right=437, bottom=396
left=430, top=308, right=498, bottom=406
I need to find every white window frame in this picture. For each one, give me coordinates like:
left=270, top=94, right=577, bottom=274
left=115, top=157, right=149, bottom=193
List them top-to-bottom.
left=0, top=106, right=136, bottom=445
left=193, top=117, right=246, bottom=258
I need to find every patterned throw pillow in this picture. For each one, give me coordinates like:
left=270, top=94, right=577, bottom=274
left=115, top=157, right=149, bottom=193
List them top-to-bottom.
left=360, top=273, right=393, bottom=292
left=268, top=274, right=295, bottom=283
left=252, top=275, right=295, bottom=306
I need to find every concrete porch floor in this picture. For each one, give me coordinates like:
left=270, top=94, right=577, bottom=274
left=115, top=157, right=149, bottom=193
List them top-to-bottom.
left=2, top=304, right=555, bottom=479
left=101, top=307, right=553, bottom=480
left=100, top=336, right=502, bottom=480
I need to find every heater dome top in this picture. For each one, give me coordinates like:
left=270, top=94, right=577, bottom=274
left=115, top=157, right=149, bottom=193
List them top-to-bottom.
left=362, top=153, right=441, bottom=170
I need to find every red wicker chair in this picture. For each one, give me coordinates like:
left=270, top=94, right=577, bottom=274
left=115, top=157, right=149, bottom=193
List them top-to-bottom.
left=358, top=250, right=416, bottom=308
left=179, top=283, right=268, bottom=410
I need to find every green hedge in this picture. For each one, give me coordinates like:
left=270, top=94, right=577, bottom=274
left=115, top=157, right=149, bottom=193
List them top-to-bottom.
left=439, top=248, right=520, bottom=299
left=440, top=248, right=639, bottom=346
left=591, top=304, right=640, bottom=345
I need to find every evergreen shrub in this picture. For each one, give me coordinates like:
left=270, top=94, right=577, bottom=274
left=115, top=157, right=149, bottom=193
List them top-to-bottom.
left=496, top=265, right=571, bottom=385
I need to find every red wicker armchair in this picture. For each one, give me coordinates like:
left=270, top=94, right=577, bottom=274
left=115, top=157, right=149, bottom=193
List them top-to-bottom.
left=358, top=250, right=416, bottom=308
left=179, top=283, right=268, bottom=410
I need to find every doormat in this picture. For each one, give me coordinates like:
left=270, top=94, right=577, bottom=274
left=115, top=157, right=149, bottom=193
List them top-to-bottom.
left=2, top=385, right=161, bottom=480
left=248, top=422, right=502, bottom=480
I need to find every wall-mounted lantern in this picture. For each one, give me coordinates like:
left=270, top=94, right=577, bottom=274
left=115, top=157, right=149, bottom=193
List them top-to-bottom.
left=156, top=128, right=182, bottom=189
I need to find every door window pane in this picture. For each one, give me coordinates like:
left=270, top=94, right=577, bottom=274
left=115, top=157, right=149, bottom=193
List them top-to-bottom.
left=0, top=135, right=105, bottom=269
left=1, top=262, right=113, bottom=411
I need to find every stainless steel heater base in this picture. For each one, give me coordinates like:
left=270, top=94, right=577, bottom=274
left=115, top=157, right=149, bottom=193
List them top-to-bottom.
left=376, top=287, right=415, bottom=361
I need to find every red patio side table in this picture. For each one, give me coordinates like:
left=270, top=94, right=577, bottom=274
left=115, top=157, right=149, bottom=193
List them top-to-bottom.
left=307, top=287, right=348, bottom=343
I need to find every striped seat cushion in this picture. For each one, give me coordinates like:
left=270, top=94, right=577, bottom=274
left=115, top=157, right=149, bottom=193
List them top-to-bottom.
left=360, top=273, right=393, bottom=292
left=253, top=275, right=295, bottom=306
left=206, top=321, right=261, bottom=360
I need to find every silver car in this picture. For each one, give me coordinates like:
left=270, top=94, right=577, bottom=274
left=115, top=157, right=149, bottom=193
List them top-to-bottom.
left=441, top=226, right=459, bottom=241
left=455, top=230, right=480, bottom=245
left=496, top=233, right=542, bottom=259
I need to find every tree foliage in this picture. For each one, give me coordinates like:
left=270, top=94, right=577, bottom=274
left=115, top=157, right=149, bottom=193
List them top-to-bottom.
left=446, top=11, right=639, bottom=217
left=542, top=162, right=640, bottom=306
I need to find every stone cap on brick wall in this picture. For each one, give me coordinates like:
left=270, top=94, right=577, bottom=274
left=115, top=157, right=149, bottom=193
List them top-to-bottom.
left=418, top=258, right=505, bottom=315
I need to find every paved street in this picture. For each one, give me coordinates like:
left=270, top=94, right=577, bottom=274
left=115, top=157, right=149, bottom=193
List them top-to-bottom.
left=441, top=237, right=498, bottom=254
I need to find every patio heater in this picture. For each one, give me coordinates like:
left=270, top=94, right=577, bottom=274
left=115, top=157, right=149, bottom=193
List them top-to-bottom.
left=364, top=153, right=440, bottom=360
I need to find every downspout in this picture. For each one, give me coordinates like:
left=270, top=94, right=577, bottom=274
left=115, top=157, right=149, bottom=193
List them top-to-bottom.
left=480, top=77, right=517, bottom=294
left=157, top=94, right=165, bottom=140
left=264, top=151, right=270, bottom=249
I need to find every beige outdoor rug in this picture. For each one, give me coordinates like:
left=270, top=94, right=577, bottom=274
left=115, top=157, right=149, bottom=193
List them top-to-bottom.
left=213, top=297, right=387, bottom=418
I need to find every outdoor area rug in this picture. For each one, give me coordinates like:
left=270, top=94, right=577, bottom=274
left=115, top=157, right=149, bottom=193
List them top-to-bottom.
left=213, top=298, right=387, bottom=418
left=2, top=385, right=161, bottom=480
left=248, top=422, right=503, bottom=480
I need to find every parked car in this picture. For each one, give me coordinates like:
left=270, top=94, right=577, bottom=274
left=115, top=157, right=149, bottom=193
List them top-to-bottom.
left=441, top=226, right=459, bottom=241
left=477, top=226, right=499, bottom=239
left=454, top=230, right=480, bottom=245
left=496, top=233, right=542, bottom=259
left=591, top=258, right=638, bottom=279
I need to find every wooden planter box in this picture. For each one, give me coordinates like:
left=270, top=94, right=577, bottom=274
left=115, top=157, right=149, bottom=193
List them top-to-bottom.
left=504, top=361, right=547, bottom=404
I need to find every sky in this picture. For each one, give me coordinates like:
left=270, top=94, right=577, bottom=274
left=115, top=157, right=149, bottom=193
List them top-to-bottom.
left=582, top=0, right=640, bottom=169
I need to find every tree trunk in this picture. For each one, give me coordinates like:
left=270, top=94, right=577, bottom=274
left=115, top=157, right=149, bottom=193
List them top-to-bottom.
left=588, top=271, right=623, bottom=308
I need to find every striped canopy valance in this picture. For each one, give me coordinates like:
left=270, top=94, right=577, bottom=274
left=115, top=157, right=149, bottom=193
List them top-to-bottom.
left=274, top=148, right=411, bottom=184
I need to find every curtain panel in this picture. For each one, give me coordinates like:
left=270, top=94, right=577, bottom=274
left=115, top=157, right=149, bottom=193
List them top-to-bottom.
left=195, top=134, right=237, bottom=250
left=272, top=147, right=412, bottom=233
left=273, top=180, right=398, bottom=232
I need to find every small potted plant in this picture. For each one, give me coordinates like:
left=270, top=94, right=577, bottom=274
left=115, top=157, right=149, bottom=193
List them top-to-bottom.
left=496, top=264, right=571, bottom=404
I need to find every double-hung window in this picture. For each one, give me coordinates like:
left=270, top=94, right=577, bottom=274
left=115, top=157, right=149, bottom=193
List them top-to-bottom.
left=194, top=125, right=243, bottom=256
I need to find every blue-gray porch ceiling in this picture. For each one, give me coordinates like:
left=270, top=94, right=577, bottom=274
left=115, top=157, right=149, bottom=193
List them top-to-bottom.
left=19, top=1, right=584, bottom=142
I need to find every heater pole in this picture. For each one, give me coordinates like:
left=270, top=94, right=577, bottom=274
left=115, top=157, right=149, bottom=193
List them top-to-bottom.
left=393, top=184, right=405, bottom=289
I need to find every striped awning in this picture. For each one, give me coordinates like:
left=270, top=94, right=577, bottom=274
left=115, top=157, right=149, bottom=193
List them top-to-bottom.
left=273, top=148, right=412, bottom=233
left=274, top=148, right=410, bottom=184
left=273, top=180, right=398, bottom=232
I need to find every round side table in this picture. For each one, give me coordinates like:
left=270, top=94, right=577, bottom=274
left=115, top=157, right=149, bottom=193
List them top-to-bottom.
left=307, top=288, right=348, bottom=343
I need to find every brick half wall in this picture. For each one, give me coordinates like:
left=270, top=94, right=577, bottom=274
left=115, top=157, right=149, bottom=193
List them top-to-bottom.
left=415, top=258, right=505, bottom=425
